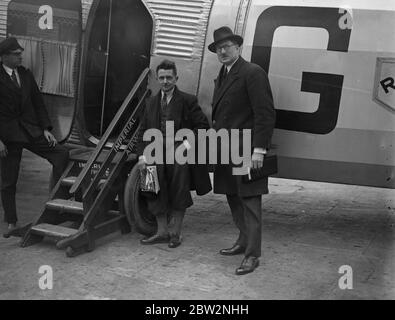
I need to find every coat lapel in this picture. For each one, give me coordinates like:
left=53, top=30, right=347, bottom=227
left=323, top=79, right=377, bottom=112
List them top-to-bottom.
left=212, top=57, right=244, bottom=115
left=0, top=63, right=21, bottom=94
left=212, top=65, right=224, bottom=105
left=17, top=67, right=30, bottom=109
left=17, top=67, right=27, bottom=91
left=147, top=87, right=184, bottom=130
left=166, top=87, right=183, bottom=124
left=147, top=91, right=161, bottom=129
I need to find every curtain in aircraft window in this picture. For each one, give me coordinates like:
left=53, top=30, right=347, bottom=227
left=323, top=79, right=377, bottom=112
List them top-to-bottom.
left=11, top=35, right=44, bottom=89
left=11, top=35, right=76, bottom=97
left=41, top=40, right=76, bottom=97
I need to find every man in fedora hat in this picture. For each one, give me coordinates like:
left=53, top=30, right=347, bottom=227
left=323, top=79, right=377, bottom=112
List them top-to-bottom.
left=208, top=26, right=276, bottom=275
left=0, top=37, right=69, bottom=236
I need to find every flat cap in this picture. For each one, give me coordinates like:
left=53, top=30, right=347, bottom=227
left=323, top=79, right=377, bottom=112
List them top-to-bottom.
left=0, top=37, right=24, bottom=56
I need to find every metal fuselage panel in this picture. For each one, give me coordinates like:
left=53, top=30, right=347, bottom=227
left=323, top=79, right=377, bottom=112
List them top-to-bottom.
left=199, top=0, right=395, bottom=188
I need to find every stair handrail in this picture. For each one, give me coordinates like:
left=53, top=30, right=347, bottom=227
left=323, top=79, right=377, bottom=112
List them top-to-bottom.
left=70, top=68, right=151, bottom=194
left=82, top=89, right=149, bottom=201
left=82, top=122, right=143, bottom=228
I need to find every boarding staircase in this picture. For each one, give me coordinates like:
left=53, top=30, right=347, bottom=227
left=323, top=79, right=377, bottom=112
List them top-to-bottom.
left=9, top=69, right=151, bottom=257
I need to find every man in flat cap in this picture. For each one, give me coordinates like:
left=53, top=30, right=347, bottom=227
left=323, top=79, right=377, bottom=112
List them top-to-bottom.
left=208, top=27, right=276, bottom=275
left=0, top=37, right=69, bottom=236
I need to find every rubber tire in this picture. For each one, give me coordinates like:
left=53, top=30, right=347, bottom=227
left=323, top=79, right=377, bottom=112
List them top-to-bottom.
left=123, top=164, right=157, bottom=236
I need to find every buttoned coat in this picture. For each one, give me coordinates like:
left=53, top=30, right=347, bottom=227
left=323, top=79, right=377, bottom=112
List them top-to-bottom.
left=212, top=57, right=276, bottom=197
left=0, top=63, right=52, bottom=143
left=137, top=86, right=212, bottom=196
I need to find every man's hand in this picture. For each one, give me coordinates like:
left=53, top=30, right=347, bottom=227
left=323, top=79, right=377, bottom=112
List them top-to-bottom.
left=43, top=130, right=57, bottom=147
left=0, top=140, right=7, bottom=158
left=251, top=152, right=264, bottom=169
left=138, top=156, right=147, bottom=171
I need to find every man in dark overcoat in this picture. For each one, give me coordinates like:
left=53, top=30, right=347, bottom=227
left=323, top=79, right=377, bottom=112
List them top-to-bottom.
left=209, top=27, right=276, bottom=274
left=0, top=37, right=69, bottom=234
left=137, top=59, right=211, bottom=248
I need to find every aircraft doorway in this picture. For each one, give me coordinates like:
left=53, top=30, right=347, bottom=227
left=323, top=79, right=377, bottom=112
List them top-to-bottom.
left=83, top=0, right=152, bottom=137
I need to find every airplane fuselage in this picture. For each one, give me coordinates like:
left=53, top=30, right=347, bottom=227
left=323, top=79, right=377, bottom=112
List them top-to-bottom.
left=1, top=0, right=394, bottom=187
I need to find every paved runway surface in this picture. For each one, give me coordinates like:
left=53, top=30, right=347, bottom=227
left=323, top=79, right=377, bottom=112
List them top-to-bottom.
left=0, top=150, right=394, bottom=299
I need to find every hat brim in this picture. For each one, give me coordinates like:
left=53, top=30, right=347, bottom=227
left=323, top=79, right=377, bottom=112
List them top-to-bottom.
left=208, top=35, right=243, bottom=53
left=0, top=44, right=24, bottom=56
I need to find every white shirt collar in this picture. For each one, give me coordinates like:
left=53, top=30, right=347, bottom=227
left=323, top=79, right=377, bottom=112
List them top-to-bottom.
left=225, top=57, right=239, bottom=73
left=2, top=64, right=14, bottom=77
left=2, top=64, right=20, bottom=86
left=161, top=87, right=175, bottom=102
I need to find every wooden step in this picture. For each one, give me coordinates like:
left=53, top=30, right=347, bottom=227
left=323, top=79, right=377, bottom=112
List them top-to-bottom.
left=69, top=150, right=125, bottom=164
left=61, top=176, right=107, bottom=188
left=61, top=176, right=78, bottom=187
left=46, top=199, right=84, bottom=214
left=30, top=223, right=78, bottom=238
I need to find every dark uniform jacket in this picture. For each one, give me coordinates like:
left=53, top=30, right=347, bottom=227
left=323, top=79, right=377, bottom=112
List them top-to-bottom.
left=212, top=57, right=276, bottom=197
left=0, top=63, right=52, bottom=142
left=137, top=86, right=212, bottom=196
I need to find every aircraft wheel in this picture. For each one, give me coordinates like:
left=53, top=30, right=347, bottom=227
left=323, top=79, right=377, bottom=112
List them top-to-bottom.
left=123, top=165, right=157, bottom=236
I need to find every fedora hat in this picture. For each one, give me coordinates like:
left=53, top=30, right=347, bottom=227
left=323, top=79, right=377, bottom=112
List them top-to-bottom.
left=208, top=26, right=243, bottom=53
left=0, top=37, right=23, bottom=56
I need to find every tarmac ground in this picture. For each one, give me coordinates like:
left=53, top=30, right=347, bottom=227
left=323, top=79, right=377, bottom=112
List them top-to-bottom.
left=0, top=150, right=394, bottom=299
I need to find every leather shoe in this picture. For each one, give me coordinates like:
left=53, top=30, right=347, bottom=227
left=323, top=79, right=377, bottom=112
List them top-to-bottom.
left=3, top=223, right=24, bottom=239
left=3, top=224, right=17, bottom=238
left=140, top=234, right=169, bottom=245
left=168, top=234, right=182, bottom=248
left=219, top=244, right=245, bottom=256
left=235, top=256, right=259, bottom=275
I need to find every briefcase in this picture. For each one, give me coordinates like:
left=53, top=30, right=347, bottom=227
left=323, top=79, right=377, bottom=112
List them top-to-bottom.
left=242, top=155, right=278, bottom=183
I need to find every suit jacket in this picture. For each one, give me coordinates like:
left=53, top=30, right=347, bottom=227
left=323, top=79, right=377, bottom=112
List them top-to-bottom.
left=212, top=57, right=276, bottom=197
left=0, top=63, right=52, bottom=143
left=137, top=86, right=212, bottom=196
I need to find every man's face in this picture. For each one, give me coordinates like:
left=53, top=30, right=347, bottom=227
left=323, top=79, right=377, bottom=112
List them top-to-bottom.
left=215, top=40, right=240, bottom=66
left=2, top=49, right=23, bottom=69
left=157, top=68, right=178, bottom=93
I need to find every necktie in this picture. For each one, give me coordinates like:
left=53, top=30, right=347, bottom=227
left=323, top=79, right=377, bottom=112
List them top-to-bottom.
left=219, top=67, right=228, bottom=87
left=223, top=67, right=228, bottom=81
left=11, top=70, right=19, bottom=87
left=160, top=93, right=168, bottom=134
left=161, top=93, right=167, bottom=112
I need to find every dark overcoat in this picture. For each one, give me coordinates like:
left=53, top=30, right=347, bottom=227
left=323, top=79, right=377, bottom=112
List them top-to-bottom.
left=212, top=57, right=276, bottom=197
left=0, top=63, right=52, bottom=142
left=137, top=86, right=212, bottom=196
